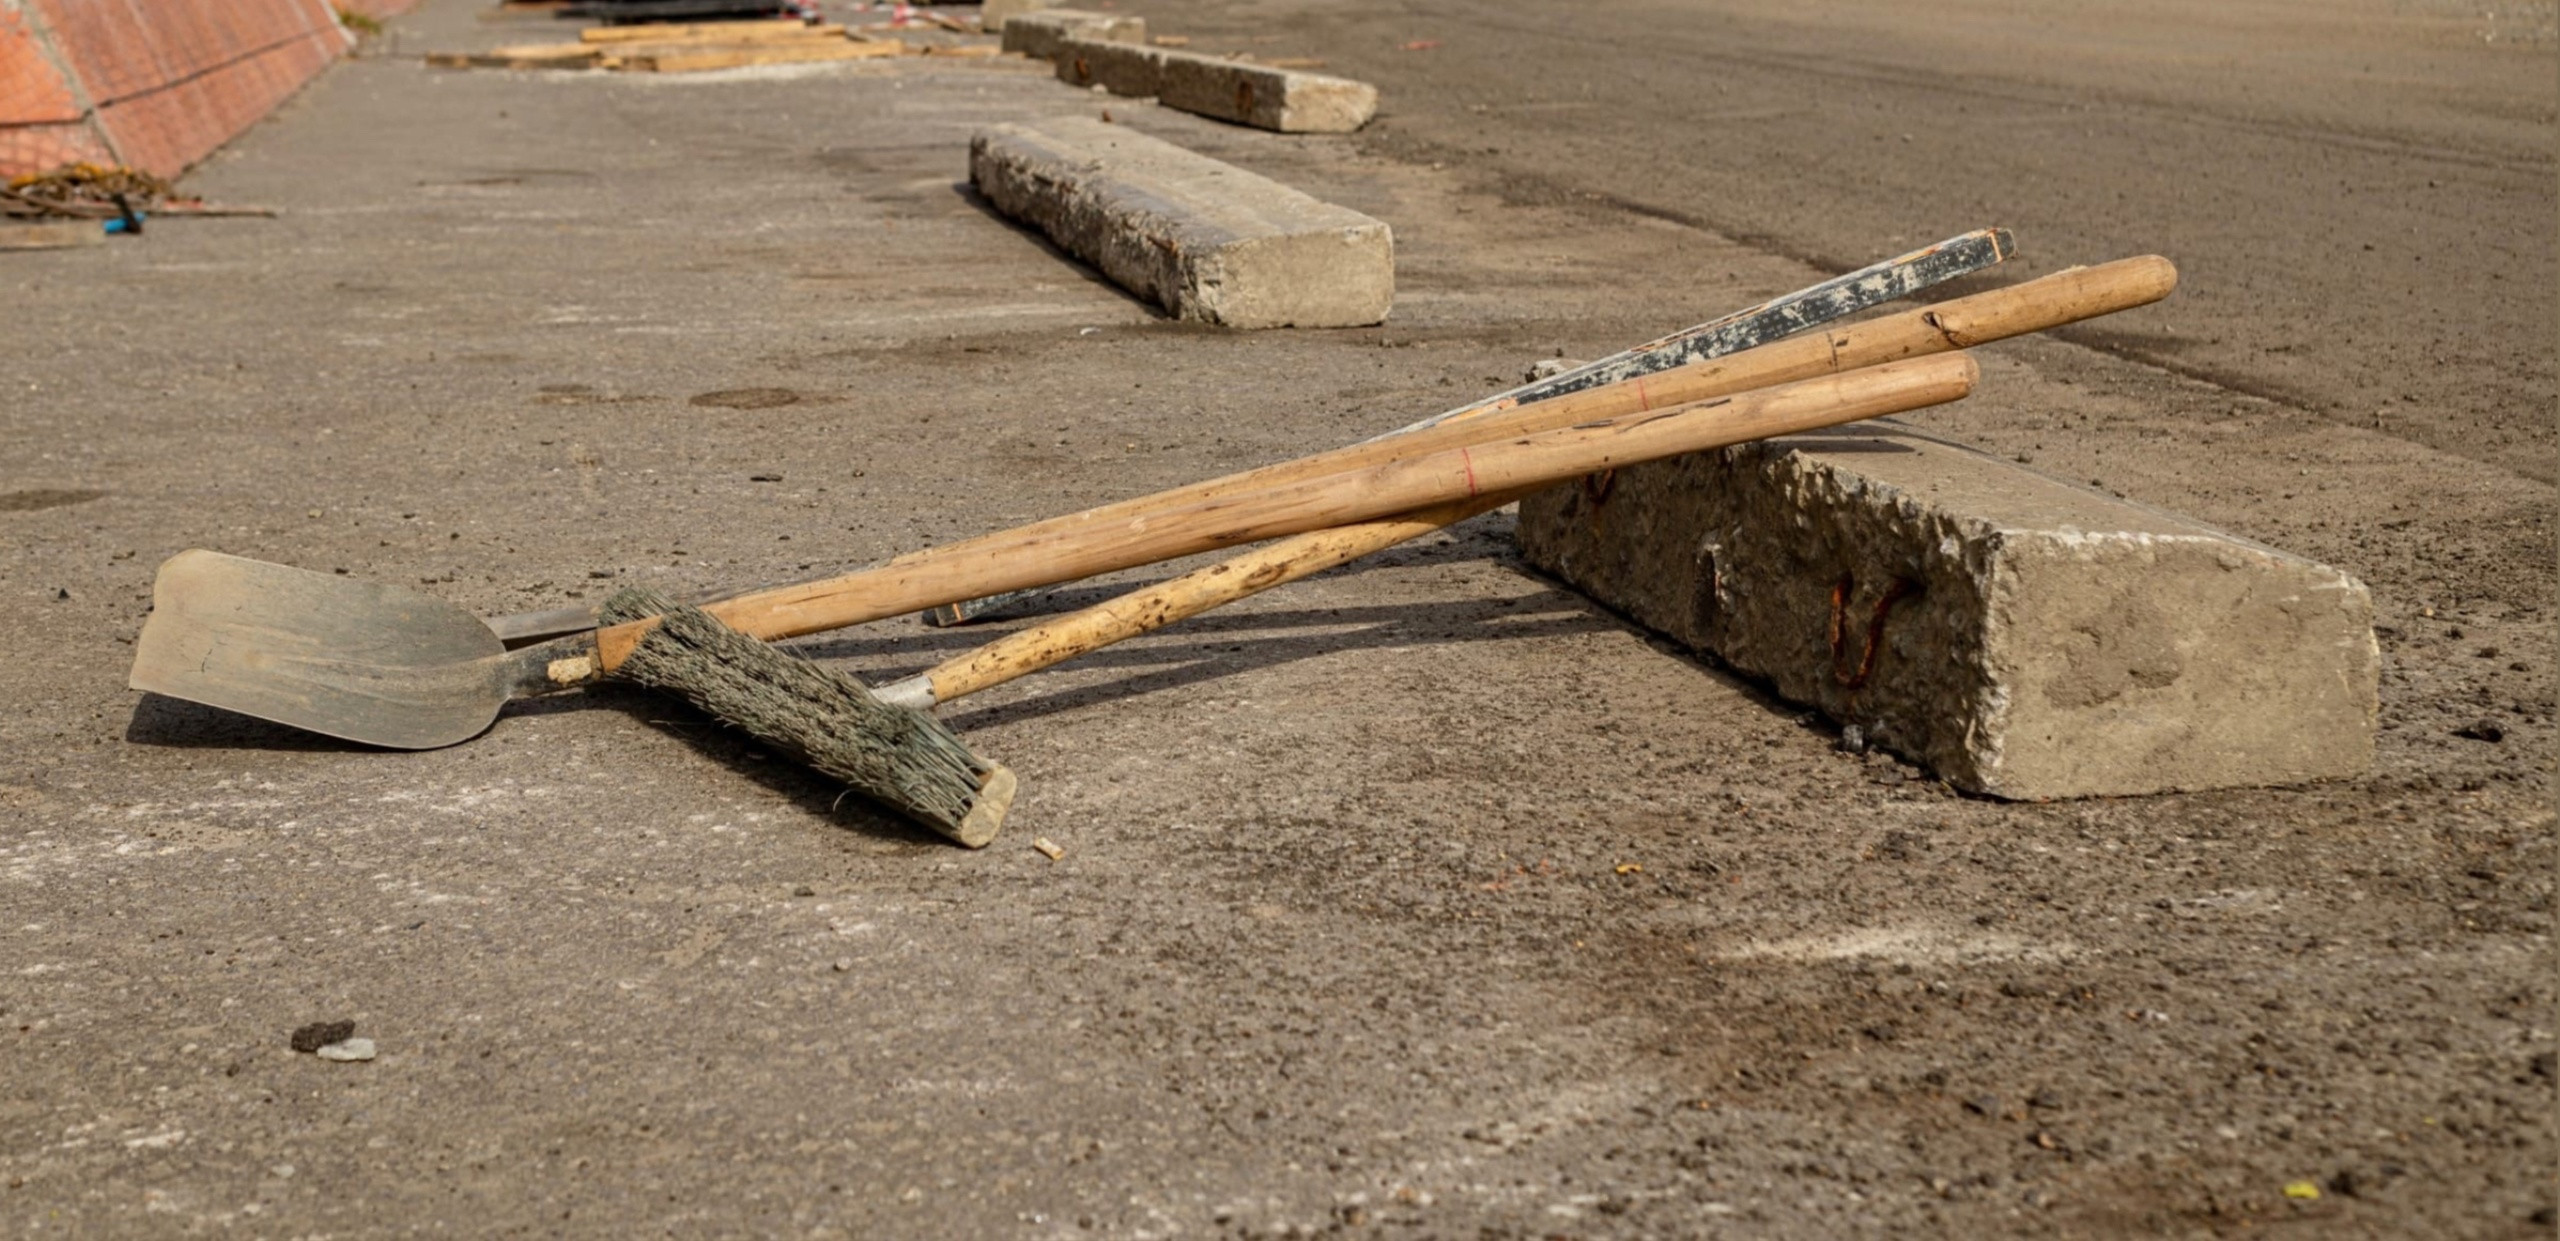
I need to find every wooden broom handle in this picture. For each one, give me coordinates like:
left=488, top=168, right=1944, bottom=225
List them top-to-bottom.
left=901, top=254, right=2178, bottom=705
left=592, top=354, right=1980, bottom=669
left=884, top=496, right=1506, bottom=707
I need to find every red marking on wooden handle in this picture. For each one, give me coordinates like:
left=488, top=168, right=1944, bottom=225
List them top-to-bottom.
left=1634, top=375, right=1653, bottom=411
left=1461, top=447, right=1479, bottom=497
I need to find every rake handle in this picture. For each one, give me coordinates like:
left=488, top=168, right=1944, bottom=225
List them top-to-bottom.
left=593, top=354, right=1981, bottom=670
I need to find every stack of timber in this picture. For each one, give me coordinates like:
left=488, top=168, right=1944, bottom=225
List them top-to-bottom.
left=427, top=20, right=915, bottom=73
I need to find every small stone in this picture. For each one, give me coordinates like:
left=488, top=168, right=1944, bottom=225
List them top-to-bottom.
left=2453, top=719, right=2505, bottom=743
left=793, top=885, right=817, bottom=898
left=832, top=958, right=853, bottom=973
left=289, top=1020, right=355, bottom=1053
left=315, top=1038, right=375, bottom=1062
left=1962, top=1094, right=1999, bottom=1117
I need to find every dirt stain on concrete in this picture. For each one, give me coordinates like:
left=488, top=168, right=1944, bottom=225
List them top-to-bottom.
left=535, top=384, right=654, bottom=407
left=689, top=388, right=802, bottom=410
left=0, top=488, right=105, bottom=513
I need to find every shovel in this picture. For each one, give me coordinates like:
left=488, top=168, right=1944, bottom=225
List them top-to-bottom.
left=129, top=355, right=1979, bottom=750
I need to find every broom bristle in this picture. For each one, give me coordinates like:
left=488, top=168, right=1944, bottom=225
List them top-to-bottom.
left=599, top=589, right=1014, bottom=847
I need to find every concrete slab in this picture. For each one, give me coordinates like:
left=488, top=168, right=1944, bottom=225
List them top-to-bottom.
left=999, top=9, right=1146, bottom=60
left=1055, top=37, right=1378, bottom=132
left=970, top=116, right=1393, bottom=327
left=1516, top=423, right=2380, bottom=798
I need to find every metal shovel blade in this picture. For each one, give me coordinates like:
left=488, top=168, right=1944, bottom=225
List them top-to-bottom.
left=130, top=550, right=515, bottom=750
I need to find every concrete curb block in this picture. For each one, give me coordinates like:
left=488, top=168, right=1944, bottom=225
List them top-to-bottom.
left=979, top=0, right=1061, bottom=34
left=999, top=10, right=1146, bottom=60
left=1052, top=35, right=1169, bottom=97
left=1054, top=37, right=1377, bottom=133
left=970, top=117, right=1393, bottom=329
left=1517, top=424, right=2379, bottom=799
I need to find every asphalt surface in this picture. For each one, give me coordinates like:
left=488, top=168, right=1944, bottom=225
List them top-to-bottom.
left=1151, top=0, right=2559, bottom=482
left=0, top=1, right=2552, bottom=1237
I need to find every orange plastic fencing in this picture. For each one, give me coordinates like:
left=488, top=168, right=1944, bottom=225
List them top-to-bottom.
left=1, top=0, right=421, bottom=179
left=0, top=2, right=112, bottom=174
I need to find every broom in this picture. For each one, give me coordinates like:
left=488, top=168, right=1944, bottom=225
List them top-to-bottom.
left=567, top=354, right=1983, bottom=845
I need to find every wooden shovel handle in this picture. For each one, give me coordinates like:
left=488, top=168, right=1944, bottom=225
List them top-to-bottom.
left=894, top=254, right=2179, bottom=705
left=593, top=353, right=1980, bottom=670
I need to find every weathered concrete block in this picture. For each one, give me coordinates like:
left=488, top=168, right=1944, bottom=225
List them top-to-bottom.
left=979, top=0, right=1061, bottom=34
left=1000, top=9, right=1145, bottom=60
left=1053, top=35, right=1170, bottom=96
left=1054, top=38, right=1378, bottom=133
left=1156, top=51, right=1376, bottom=133
left=970, top=117, right=1393, bottom=329
left=1517, top=424, right=2378, bottom=799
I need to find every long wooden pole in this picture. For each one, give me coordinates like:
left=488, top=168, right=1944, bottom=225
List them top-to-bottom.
left=921, top=226, right=2014, bottom=627
left=878, top=255, right=2177, bottom=707
left=590, top=355, right=1981, bottom=670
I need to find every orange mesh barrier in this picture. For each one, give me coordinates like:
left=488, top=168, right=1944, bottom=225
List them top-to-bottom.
left=0, top=0, right=421, bottom=179
left=0, top=2, right=113, bottom=173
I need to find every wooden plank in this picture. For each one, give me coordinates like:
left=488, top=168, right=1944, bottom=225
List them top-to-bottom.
left=578, top=21, right=843, bottom=44
left=616, top=40, right=906, bottom=72
left=425, top=44, right=604, bottom=70
left=0, top=221, right=105, bottom=251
